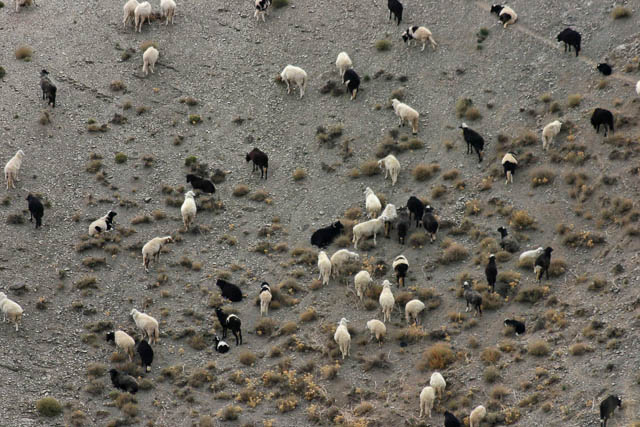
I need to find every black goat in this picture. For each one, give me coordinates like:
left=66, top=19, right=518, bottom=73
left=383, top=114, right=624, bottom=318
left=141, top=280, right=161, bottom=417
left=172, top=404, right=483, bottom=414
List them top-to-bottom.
left=387, top=0, right=402, bottom=25
left=557, top=28, right=581, bottom=57
left=597, top=63, right=612, bottom=76
left=39, top=69, right=56, bottom=108
left=343, top=69, right=360, bottom=101
left=591, top=108, right=614, bottom=137
left=460, top=123, right=484, bottom=162
left=246, top=147, right=268, bottom=179
left=186, top=174, right=215, bottom=194
left=26, top=194, right=44, bottom=228
left=406, top=196, right=424, bottom=227
left=422, top=205, right=438, bottom=242
left=397, top=207, right=410, bottom=244
left=310, top=221, right=344, bottom=248
left=497, top=226, right=520, bottom=253
left=534, top=247, right=553, bottom=282
left=485, top=254, right=497, bottom=293
left=216, top=279, right=243, bottom=302
left=463, top=281, right=482, bottom=316
left=215, top=307, right=242, bottom=345
left=504, top=319, right=525, bottom=335
left=213, top=334, right=230, bottom=353
left=136, top=340, right=154, bottom=372
left=109, top=369, right=138, bottom=393
left=600, top=395, right=621, bottom=427
left=444, top=410, right=462, bottom=427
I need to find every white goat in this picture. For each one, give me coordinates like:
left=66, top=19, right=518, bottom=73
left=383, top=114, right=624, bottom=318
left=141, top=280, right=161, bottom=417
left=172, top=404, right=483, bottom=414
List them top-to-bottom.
left=123, top=0, right=139, bottom=28
left=160, top=0, right=175, bottom=25
left=134, top=1, right=152, bottom=32
left=402, top=26, right=438, bottom=51
left=142, top=46, right=159, bottom=76
left=335, top=52, right=352, bottom=77
left=280, top=65, right=307, bottom=99
left=392, top=99, right=419, bottom=135
left=542, top=120, right=562, bottom=150
left=4, top=150, right=24, bottom=190
left=378, top=154, right=400, bottom=186
left=364, top=187, right=381, bottom=218
left=181, top=190, right=197, bottom=230
left=380, top=203, right=397, bottom=237
left=352, top=217, right=385, bottom=249
left=142, top=236, right=173, bottom=272
left=519, top=247, right=544, bottom=267
left=330, top=249, right=359, bottom=279
left=317, top=250, right=332, bottom=285
left=354, top=270, right=372, bottom=301
left=379, top=280, right=395, bottom=322
left=0, top=292, right=23, bottom=332
left=405, top=299, right=425, bottom=325
left=130, top=308, right=159, bottom=344
left=333, top=318, right=351, bottom=359
left=366, top=319, right=386, bottom=342
left=107, top=330, right=136, bottom=361
left=430, top=372, right=446, bottom=399
left=419, top=386, right=435, bottom=418
left=470, top=405, right=487, bottom=427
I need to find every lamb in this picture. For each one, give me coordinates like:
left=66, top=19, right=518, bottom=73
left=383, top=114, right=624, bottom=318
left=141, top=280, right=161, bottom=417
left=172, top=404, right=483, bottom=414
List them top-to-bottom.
left=123, top=0, right=139, bottom=28
left=160, top=0, right=175, bottom=25
left=254, top=0, right=271, bottom=22
left=387, top=0, right=403, bottom=25
left=134, top=1, right=152, bottom=32
left=490, top=4, right=517, bottom=28
left=401, top=26, right=438, bottom=51
left=557, top=28, right=581, bottom=57
left=142, top=46, right=159, bottom=76
left=335, top=52, right=352, bottom=77
left=597, top=63, right=612, bottom=76
left=280, top=65, right=307, bottom=99
left=343, top=69, right=360, bottom=101
left=39, top=70, right=57, bottom=108
left=392, top=99, right=419, bottom=135
left=591, top=108, right=614, bottom=136
left=542, top=120, right=562, bottom=151
left=460, top=123, right=484, bottom=162
left=246, top=147, right=268, bottom=179
left=4, top=149, right=25, bottom=190
left=501, top=152, right=518, bottom=184
left=378, top=155, right=400, bottom=186
left=186, top=174, right=215, bottom=194
left=364, top=187, right=381, bottom=219
left=180, top=190, right=197, bottom=230
left=26, top=194, right=44, bottom=229
left=406, top=196, right=425, bottom=227
left=381, top=203, right=397, bottom=238
left=422, top=205, right=438, bottom=242
left=397, top=207, right=410, bottom=244
left=89, top=210, right=117, bottom=236
left=352, top=217, right=385, bottom=249
left=311, top=221, right=344, bottom=247
left=497, top=226, right=520, bottom=253
left=141, top=236, right=173, bottom=273
left=519, top=246, right=544, bottom=265
left=534, top=247, right=553, bottom=282
left=330, top=249, right=359, bottom=279
left=317, top=251, right=332, bottom=285
left=485, top=254, right=497, bottom=293
left=393, top=255, right=409, bottom=287
left=354, top=270, right=372, bottom=301
left=216, top=279, right=243, bottom=302
left=379, top=280, right=395, bottom=322
left=463, top=281, right=482, bottom=316
left=259, top=282, right=272, bottom=316
left=0, top=292, right=23, bottom=332
left=405, top=299, right=425, bottom=325
left=215, top=307, right=242, bottom=345
left=130, top=309, right=159, bottom=344
left=333, top=318, right=351, bottom=359
left=366, top=319, right=386, bottom=342
left=503, top=319, right=525, bottom=335
left=106, top=330, right=136, bottom=361
left=213, top=334, right=230, bottom=353
left=137, top=339, right=153, bottom=372
left=109, top=369, right=138, bottom=394
left=430, top=372, right=446, bottom=399
left=419, top=386, right=435, bottom=418
left=600, top=395, right=622, bottom=427
left=469, top=405, right=487, bottom=427
left=444, top=411, right=462, bottom=427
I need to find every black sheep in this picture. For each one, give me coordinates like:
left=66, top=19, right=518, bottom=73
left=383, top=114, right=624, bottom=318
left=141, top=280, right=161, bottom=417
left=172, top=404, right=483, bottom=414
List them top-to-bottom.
left=387, top=0, right=402, bottom=25
left=556, top=28, right=581, bottom=57
left=597, top=63, right=612, bottom=76
left=40, top=69, right=57, bottom=108
left=343, top=69, right=360, bottom=101
left=591, top=108, right=614, bottom=137
left=459, top=123, right=484, bottom=162
left=246, top=147, right=268, bottom=179
left=186, top=174, right=215, bottom=194
left=26, top=194, right=44, bottom=229
left=406, top=196, right=424, bottom=227
left=422, top=205, right=438, bottom=243
left=397, top=207, right=410, bottom=244
left=310, top=221, right=344, bottom=248
left=497, top=226, right=520, bottom=253
left=534, top=247, right=553, bottom=282
left=485, top=254, right=497, bottom=293
left=216, top=279, right=243, bottom=302
left=463, top=281, right=482, bottom=316
left=215, top=307, right=242, bottom=345
left=503, top=319, right=525, bottom=335
left=213, top=334, right=230, bottom=353
left=136, top=339, right=154, bottom=372
left=109, top=369, right=138, bottom=394
left=600, top=395, right=621, bottom=427
left=444, top=410, right=462, bottom=427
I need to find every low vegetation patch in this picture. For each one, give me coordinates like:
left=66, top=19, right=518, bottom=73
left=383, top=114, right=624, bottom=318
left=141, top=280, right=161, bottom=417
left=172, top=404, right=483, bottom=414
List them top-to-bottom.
left=611, top=6, right=631, bottom=19
left=375, top=40, right=392, bottom=51
left=15, top=45, right=33, bottom=60
left=412, top=163, right=440, bottom=181
left=417, top=343, right=454, bottom=370
left=36, top=397, right=62, bottom=417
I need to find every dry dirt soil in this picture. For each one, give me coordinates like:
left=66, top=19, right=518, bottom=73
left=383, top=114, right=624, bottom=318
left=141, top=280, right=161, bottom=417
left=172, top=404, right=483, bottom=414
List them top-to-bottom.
left=1, top=0, right=640, bottom=425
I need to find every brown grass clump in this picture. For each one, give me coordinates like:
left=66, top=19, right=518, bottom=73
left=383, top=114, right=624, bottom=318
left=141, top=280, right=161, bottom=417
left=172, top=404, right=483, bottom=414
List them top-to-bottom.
left=611, top=6, right=631, bottom=19
left=375, top=39, right=392, bottom=51
left=140, top=40, right=158, bottom=52
left=15, top=45, right=33, bottom=60
left=110, top=80, right=126, bottom=91
left=567, top=94, right=582, bottom=107
left=455, top=98, right=473, bottom=118
left=465, top=107, right=482, bottom=121
left=360, top=160, right=380, bottom=176
left=412, top=163, right=440, bottom=181
left=292, top=168, right=307, bottom=181
left=530, top=168, right=556, bottom=187
left=442, top=169, right=460, bottom=180
left=232, top=184, right=250, bottom=197
left=249, top=189, right=269, bottom=202
left=511, top=210, right=535, bottom=230
left=562, top=230, right=605, bottom=248
left=408, top=231, right=428, bottom=248
left=441, top=241, right=468, bottom=264
left=549, top=258, right=566, bottom=277
left=588, top=277, right=607, bottom=292
left=515, top=286, right=544, bottom=304
left=300, top=307, right=317, bottom=322
left=255, top=318, right=278, bottom=336
left=280, top=321, right=298, bottom=335
left=395, top=324, right=427, bottom=343
left=527, top=340, right=550, bottom=357
left=569, top=342, right=592, bottom=356
left=417, top=343, right=455, bottom=371
left=481, top=347, right=502, bottom=365
left=238, top=350, right=257, bottom=366
left=484, top=366, right=500, bottom=383
left=277, top=395, right=299, bottom=413
left=36, top=397, right=63, bottom=417
left=217, top=405, right=242, bottom=420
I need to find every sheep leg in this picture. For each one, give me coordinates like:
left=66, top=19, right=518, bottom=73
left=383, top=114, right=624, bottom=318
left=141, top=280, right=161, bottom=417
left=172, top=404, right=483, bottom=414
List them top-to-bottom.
left=421, top=42, right=425, bottom=52
left=285, top=80, right=291, bottom=94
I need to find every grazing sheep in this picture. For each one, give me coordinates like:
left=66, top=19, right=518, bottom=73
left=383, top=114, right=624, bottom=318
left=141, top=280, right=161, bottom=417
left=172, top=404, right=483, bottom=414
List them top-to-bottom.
left=123, top=0, right=139, bottom=28
left=160, top=0, right=175, bottom=25
left=254, top=0, right=271, bottom=22
left=387, top=0, right=402, bottom=25
left=134, top=1, right=152, bottom=32
left=490, top=4, right=517, bottom=28
left=402, top=26, right=438, bottom=51
left=557, top=28, right=581, bottom=56
left=142, top=46, right=159, bottom=76
left=335, top=52, right=352, bottom=77
left=597, top=63, right=612, bottom=76
left=280, top=65, right=307, bottom=99
left=343, top=69, right=360, bottom=101
left=39, top=70, right=56, bottom=108
left=636, top=80, right=640, bottom=96
left=392, top=99, right=419, bottom=135
left=591, top=108, right=614, bottom=136
left=542, top=120, right=562, bottom=151
left=460, top=123, right=484, bottom=162
left=246, top=147, right=268, bottom=179
left=4, top=149, right=24, bottom=190
left=501, top=152, right=518, bottom=184
left=378, top=155, right=400, bottom=186
left=186, top=174, right=215, bottom=194
left=364, top=187, right=381, bottom=219
left=180, top=190, right=197, bottom=230
left=26, top=194, right=44, bottom=229
left=406, top=196, right=424, bottom=227
left=380, top=203, right=398, bottom=238
left=422, top=205, right=438, bottom=242
left=397, top=207, right=410, bottom=244
left=89, top=210, right=117, bottom=236
left=352, top=217, right=385, bottom=249
left=311, top=221, right=344, bottom=247
left=497, top=226, right=520, bottom=253
left=141, top=236, right=173, bottom=273
left=519, top=246, right=544, bottom=265
left=534, top=247, right=553, bottom=282
left=330, top=249, right=359, bottom=279
left=317, top=251, right=332, bottom=285
left=485, top=254, right=497, bottom=293
left=393, top=255, right=409, bottom=287
left=354, top=270, right=372, bottom=301
left=216, top=279, right=243, bottom=302
left=379, top=280, right=395, bottom=322
left=463, top=281, right=482, bottom=316
left=259, top=282, right=272, bottom=316
left=0, top=292, right=23, bottom=332
left=405, top=299, right=425, bottom=325
left=215, top=307, right=242, bottom=345
left=130, top=309, right=159, bottom=344
left=334, top=318, right=351, bottom=359
left=366, top=319, right=386, bottom=342
left=504, top=319, right=525, bottom=335
left=106, top=330, right=136, bottom=361
left=213, top=334, right=230, bottom=353
left=137, top=339, right=153, bottom=372
left=109, top=369, right=138, bottom=394
left=430, top=372, right=446, bottom=399
left=419, top=386, right=435, bottom=418
left=600, top=395, right=622, bottom=427
left=469, top=405, right=487, bottom=427
left=444, top=411, right=462, bottom=427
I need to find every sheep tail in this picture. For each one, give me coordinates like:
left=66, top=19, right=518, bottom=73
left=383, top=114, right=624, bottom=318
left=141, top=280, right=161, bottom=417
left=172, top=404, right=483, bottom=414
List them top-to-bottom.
left=153, top=326, right=159, bottom=342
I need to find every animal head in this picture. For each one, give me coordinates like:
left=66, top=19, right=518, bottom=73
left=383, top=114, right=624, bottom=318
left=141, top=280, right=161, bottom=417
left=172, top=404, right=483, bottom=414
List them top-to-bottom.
left=490, top=4, right=503, bottom=14
left=401, top=30, right=412, bottom=43
left=40, top=69, right=49, bottom=77
left=391, top=98, right=400, bottom=108
left=459, top=122, right=468, bottom=129
left=16, top=150, right=25, bottom=158
left=245, top=152, right=251, bottom=162
left=186, top=174, right=196, bottom=183
left=364, top=187, right=373, bottom=195
left=185, top=190, right=196, bottom=199
left=25, top=194, right=34, bottom=202
left=424, top=205, right=433, bottom=213
left=107, top=210, right=117, bottom=220
left=333, top=221, right=344, bottom=230
left=497, top=226, right=508, bottom=238
left=161, top=236, right=174, bottom=244
left=544, top=247, right=553, bottom=255
left=489, top=254, right=495, bottom=259
left=382, top=280, right=391, bottom=289
left=463, top=281, right=471, bottom=289
left=260, top=282, right=271, bottom=292
left=0, top=292, right=6, bottom=300
left=214, top=307, right=224, bottom=316
left=130, top=308, right=139, bottom=317
left=338, top=318, right=349, bottom=326
left=106, top=332, right=115, bottom=341
left=213, top=334, right=221, bottom=344
left=109, top=368, right=118, bottom=377
left=612, top=395, right=622, bottom=407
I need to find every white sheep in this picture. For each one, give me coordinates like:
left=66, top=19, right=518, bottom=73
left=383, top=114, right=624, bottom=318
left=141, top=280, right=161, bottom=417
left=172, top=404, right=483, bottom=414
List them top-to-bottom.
left=123, top=0, right=139, bottom=28
left=160, top=0, right=175, bottom=25
left=134, top=1, right=152, bottom=33
left=498, top=6, right=517, bottom=28
left=403, top=26, right=438, bottom=52
left=142, top=46, right=159, bottom=76
left=335, top=52, right=353, bottom=77
left=280, top=65, right=307, bottom=99
left=636, top=80, right=640, bottom=96
left=391, top=99, right=419, bottom=135
left=542, top=120, right=562, bottom=151
left=4, top=149, right=24, bottom=190
left=378, top=154, right=400, bottom=186
left=364, top=187, right=381, bottom=219
left=181, top=190, right=197, bottom=230
left=380, top=203, right=397, bottom=237
left=88, top=211, right=117, bottom=237
left=352, top=217, right=385, bottom=249
left=142, top=236, right=173, bottom=273
left=519, top=247, right=544, bottom=268
left=330, top=249, right=359, bottom=279
left=317, top=250, right=332, bottom=286
left=354, top=270, right=372, bottom=301
left=379, top=280, right=395, bottom=323
left=259, top=284, right=272, bottom=316
left=0, top=292, right=23, bottom=332
left=405, top=299, right=425, bottom=325
left=130, top=308, right=159, bottom=344
left=333, top=318, right=351, bottom=359
left=366, top=319, right=386, bottom=343
left=107, top=330, right=136, bottom=361
left=430, top=372, right=446, bottom=399
left=419, top=386, right=435, bottom=418
left=469, top=405, right=487, bottom=427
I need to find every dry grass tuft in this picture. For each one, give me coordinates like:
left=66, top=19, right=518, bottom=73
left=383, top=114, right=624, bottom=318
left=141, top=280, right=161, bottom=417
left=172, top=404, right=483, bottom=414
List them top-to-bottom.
left=611, top=6, right=631, bottom=19
left=375, top=40, right=392, bottom=51
left=15, top=45, right=33, bottom=60
left=567, top=94, right=582, bottom=108
left=360, top=160, right=380, bottom=176
left=412, top=163, right=440, bottom=181
left=292, top=168, right=307, bottom=181
left=530, top=168, right=556, bottom=187
left=232, top=185, right=250, bottom=197
left=511, top=210, right=535, bottom=230
left=440, top=241, right=468, bottom=264
left=527, top=340, right=550, bottom=357
left=569, top=342, right=592, bottom=356
left=417, top=343, right=454, bottom=371
left=238, top=350, right=257, bottom=366
left=217, top=405, right=242, bottom=420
